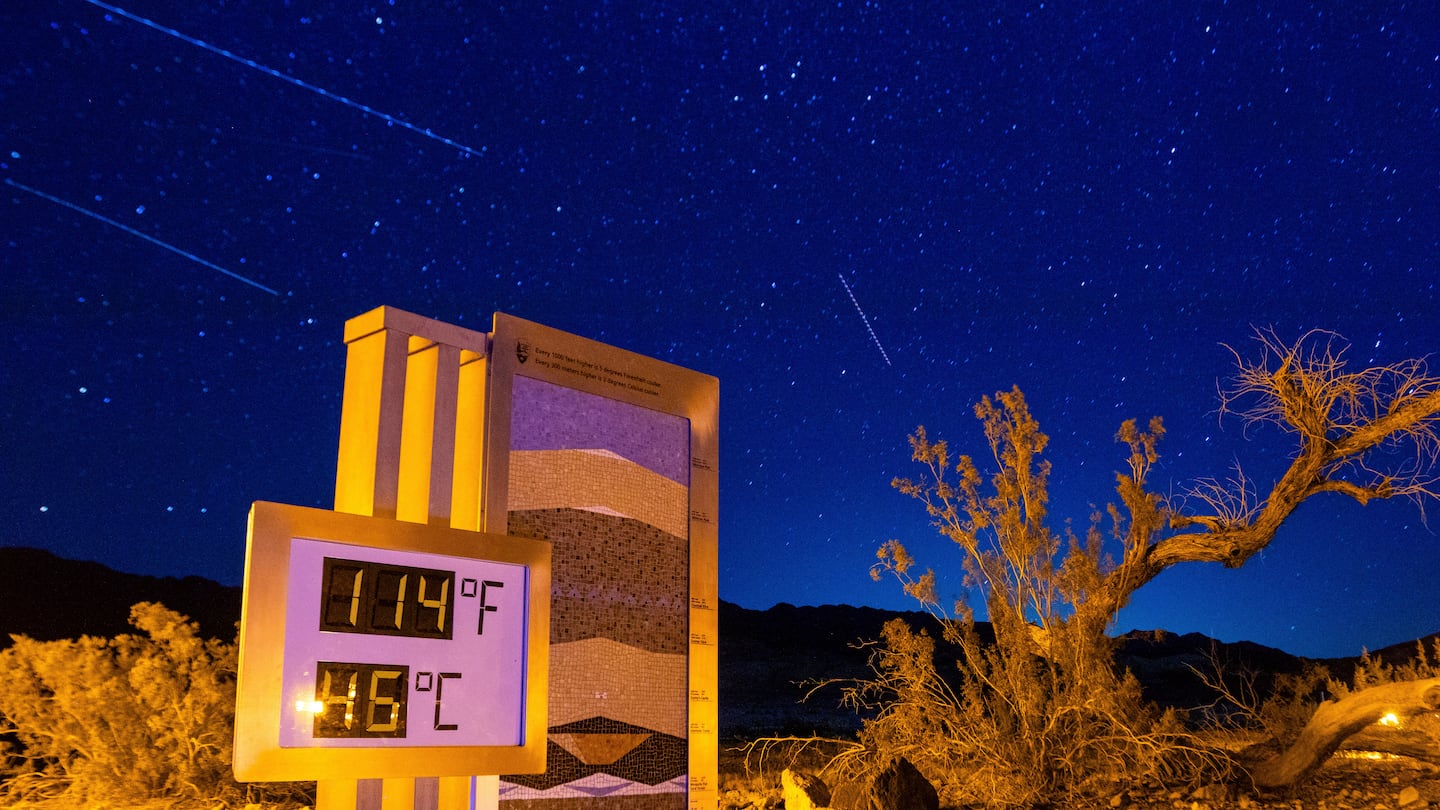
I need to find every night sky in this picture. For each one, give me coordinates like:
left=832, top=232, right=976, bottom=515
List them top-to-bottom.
left=4, top=1, right=1439, bottom=659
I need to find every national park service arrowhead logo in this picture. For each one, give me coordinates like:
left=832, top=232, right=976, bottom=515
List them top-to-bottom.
left=516, top=340, right=530, bottom=364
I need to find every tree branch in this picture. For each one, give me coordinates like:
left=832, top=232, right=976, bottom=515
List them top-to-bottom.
left=1083, top=331, right=1440, bottom=627
left=1312, top=478, right=1389, bottom=504
left=1247, top=679, right=1440, bottom=788
left=1341, top=726, right=1440, bottom=765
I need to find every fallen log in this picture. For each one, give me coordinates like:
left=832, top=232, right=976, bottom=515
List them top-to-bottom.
left=1248, top=678, right=1440, bottom=788
left=1342, top=726, right=1440, bottom=765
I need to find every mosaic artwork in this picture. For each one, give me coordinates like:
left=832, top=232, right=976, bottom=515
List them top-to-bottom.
left=500, top=375, right=690, bottom=810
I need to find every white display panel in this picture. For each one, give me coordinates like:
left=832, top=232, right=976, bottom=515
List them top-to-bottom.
left=278, top=538, right=529, bottom=749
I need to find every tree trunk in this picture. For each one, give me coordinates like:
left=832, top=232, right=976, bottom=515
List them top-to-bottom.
left=1248, top=678, right=1440, bottom=788
left=1342, top=727, right=1440, bottom=765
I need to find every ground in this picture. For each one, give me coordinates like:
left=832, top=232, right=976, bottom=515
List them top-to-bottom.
left=719, top=744, right=1440, bottom=810
left=1127, top=756, right=1440, bottom=809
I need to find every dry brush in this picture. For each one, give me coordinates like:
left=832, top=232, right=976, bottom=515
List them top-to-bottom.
left=857, top=329, right=1440, bottom=804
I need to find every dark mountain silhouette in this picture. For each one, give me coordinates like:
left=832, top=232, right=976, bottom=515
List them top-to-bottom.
left=0, top=547, right=241, bottom=647
left=2, top=548, right=1434, bottom=741
left=715, top=600, right=1311, bottom=738
left=718, top=601, right=1440, bottom=739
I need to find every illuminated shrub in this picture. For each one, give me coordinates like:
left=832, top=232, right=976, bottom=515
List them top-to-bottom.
left=848, top=391, right=1228, bottom=805
left=0, top=602, right=308, bottom=808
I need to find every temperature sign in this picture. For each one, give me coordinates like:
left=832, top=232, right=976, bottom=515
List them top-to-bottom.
left=234, top=502, right=550, bottom=782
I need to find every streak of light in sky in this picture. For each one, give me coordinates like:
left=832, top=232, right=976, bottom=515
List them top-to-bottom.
left=80, top=0, right=487, bottom=159
left=4, top=178, right=280, bottom=296
left=838, top=274, right=892, bottom=367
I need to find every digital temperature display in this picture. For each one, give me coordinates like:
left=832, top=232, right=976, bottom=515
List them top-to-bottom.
left=233, top=501, right=551, bottom=782
left=278, top=537, right=525, bottom=750
left=319, top=557, right=456, bottom=639
left=312, top=661, right=409, bottom=739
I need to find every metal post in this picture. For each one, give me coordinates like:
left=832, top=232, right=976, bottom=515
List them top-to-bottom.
left=324, top=307, right=494, bottom=810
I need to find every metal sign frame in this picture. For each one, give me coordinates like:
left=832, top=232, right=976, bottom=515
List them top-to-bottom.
left=234, top=501, right=551, bottom=782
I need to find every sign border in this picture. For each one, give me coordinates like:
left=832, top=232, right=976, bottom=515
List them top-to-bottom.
left=233, top=500, right=551, bottom=782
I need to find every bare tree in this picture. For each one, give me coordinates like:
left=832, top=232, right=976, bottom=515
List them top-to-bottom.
left=1092, top=328, right=1440, bottom=628
left=880, top=329, right=1440, bottom=798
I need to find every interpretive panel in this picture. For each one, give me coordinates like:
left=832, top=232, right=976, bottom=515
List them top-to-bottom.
left=484, top=314, right=719, bottom=810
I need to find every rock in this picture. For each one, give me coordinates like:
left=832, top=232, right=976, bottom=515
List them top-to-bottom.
left=830, top=757, right=938, bottom=810
left=868, top=757, right=939, bottom=810
left=781, top=768, right=831, bottom=810
left=1398, top=785, right=1422, bottom=806
left=1109, top=792, right=1126, bottom=807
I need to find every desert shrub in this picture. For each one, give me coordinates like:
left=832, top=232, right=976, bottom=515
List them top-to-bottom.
left=851, top=390, right=1230, bottom=806
left=0, top=602, right=310, bottom=808
left=839, top=603, right=1221, bottom=806
left=1340, top=638, right=1440, bottom=695
left=1342, top=640, right=1440, bottom=747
